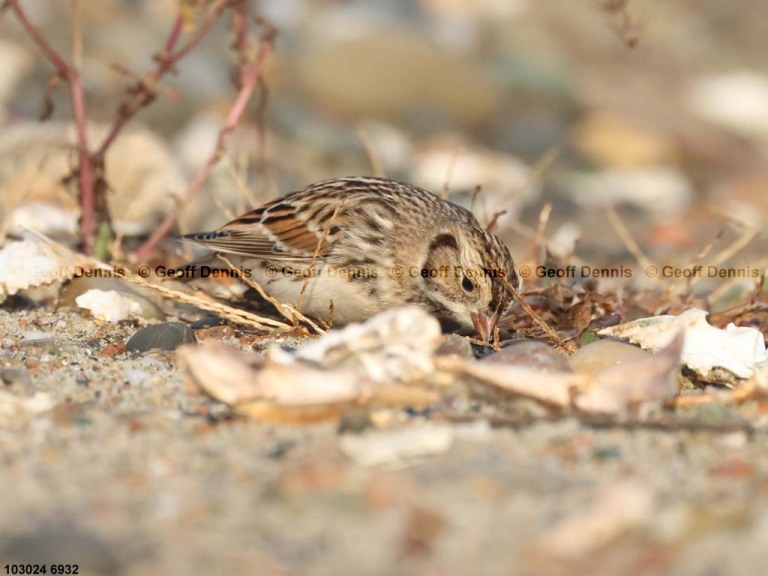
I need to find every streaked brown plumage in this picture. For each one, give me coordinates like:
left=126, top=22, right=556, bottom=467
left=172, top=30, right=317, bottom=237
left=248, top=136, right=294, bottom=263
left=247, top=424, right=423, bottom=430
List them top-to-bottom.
left=182, top=176, right=519, bottom=340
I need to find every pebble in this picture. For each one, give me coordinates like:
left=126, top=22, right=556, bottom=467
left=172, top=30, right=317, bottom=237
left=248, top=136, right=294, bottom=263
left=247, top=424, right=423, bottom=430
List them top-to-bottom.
left=126, top=322, right=196, bottom=353
left=434, top=334, right=475, bottom=359
left=484, top=339, right=570, bottom=372
left=568, top=339, right=651, bottom=375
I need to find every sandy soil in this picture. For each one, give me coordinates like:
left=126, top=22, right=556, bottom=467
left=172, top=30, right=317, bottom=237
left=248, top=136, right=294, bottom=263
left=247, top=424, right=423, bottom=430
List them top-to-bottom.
left=1, top=306, right=768, bottom=576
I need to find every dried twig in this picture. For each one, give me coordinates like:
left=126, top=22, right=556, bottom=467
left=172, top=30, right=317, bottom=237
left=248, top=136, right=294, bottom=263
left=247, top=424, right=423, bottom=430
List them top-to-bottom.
left=5, top=0, right=98, bottom=254
left=5, top=0, right=237, bottom=255
left=95, top=1, right=230, bottom=159
left=132, top=17, right=278, bottom=261
left=356, top=124, right=385, bottom=177
left=605, top=204, right=655, bottom=275
left=216, top=255, right=325, bottom=335
left=120, top=269, right=291, bottom=331
left=502, top=276, right=576, bottom=353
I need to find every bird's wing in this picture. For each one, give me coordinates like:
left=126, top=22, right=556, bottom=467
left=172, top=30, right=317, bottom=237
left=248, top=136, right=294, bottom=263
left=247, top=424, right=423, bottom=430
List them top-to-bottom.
left=179, top=196, right=339, bottom=262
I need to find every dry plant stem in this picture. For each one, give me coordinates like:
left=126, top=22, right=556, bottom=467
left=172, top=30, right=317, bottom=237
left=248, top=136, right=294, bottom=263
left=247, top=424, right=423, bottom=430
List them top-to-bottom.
left=5, top=0, right=97, bottom=254
left=95, top=1, right=230, bottom=159
left=132, top=21, right=277, bottom=262
left=356, top=124, right=385, bottom=177
left=441, top=146, right=462, bottom=199
left=219, top=155, right=260, bottom=214
left=524, top=203, right=552, bottom=267
left=605, top=203, right=655, bottom=276
left=693, top=228, right=758, bottom=290
left=665, top=235, right=717, bottom=300
left=216, top=255, right=325, bottom=335
left=708, top=257, right=768, bottom=309
left=119, top=269, right=291, bottom=331
left=503, top=277, right=576, bottom=353
left=667, top=386, right=756, bottom=409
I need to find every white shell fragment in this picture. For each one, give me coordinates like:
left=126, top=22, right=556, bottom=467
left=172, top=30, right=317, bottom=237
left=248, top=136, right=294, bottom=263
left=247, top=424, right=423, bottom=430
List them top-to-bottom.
left=0, top=237, right=103, bottom=303
left=75, top=289, right=145, bottom=322
left=268, top=305, right=443, bottom=383
left=178, top=307, right=443, bottom=420
left=598, top=308, right=767, bottom=380
left=179, top=340, right=362, bottom=407
left=450, top=360, right=581, bottom=408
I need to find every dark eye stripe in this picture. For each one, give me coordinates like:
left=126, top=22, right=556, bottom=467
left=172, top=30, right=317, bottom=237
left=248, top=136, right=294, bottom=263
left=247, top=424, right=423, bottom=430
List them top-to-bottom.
left=428, top=234, right=458, bottom=252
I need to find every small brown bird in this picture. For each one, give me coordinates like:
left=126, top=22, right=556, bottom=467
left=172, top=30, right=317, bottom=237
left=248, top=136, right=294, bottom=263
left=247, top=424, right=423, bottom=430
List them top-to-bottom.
left=181, top=176, right=519, bottom=340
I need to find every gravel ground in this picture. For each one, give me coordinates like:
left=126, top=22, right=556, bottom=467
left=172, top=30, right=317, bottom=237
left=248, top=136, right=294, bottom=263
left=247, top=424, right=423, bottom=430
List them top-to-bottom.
left=1, top=307, right=768, bottom=576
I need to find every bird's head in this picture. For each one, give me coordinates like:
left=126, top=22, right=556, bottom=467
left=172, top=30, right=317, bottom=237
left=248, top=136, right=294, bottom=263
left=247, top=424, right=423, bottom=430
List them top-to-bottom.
left=416, top=226, right=518, bottom=341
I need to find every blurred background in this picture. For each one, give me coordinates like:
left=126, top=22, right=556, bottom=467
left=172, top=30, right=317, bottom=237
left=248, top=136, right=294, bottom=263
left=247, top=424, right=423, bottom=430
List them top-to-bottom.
left=1, top=0, right=767, bottom=291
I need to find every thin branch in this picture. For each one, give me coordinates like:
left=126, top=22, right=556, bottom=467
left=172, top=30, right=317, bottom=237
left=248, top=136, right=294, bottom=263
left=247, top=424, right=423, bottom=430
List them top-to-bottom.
left=6, top=0, right=97, bottom=254
left=94, top=0, right=230, bottom=160
left=132, top=20, right=277, bottom=261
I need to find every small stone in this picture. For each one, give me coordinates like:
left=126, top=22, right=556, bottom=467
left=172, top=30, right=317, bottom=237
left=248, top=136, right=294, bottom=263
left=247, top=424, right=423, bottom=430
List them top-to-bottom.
left=126, top=322, right=196, bottom=353
left=22, top=330, right=53, bottom=342
left=434, top=334, right=474, bottom=359
left=484, top=339, right=570, bottom=372
left=569, top=339, right=653, bottom=375
left=0, top=367, right=31, bottom=387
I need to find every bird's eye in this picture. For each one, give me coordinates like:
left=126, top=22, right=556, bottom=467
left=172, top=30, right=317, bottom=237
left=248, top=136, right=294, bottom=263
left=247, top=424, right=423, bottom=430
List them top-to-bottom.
left=461, top=275, right=475, bottom=292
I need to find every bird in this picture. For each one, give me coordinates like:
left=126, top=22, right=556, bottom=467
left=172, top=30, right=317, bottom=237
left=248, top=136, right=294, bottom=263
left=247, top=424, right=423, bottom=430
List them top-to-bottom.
left=180, top=176, right=519, bottom=341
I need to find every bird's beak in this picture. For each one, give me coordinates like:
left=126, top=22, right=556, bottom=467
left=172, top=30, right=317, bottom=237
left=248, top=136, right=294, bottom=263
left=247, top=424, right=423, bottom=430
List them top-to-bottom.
left=471, top=310, right=499, bottom=342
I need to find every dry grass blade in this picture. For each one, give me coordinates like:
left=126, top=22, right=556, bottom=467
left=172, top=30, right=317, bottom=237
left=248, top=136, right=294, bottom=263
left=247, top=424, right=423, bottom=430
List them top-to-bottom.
left=356, top=124, right=385, bottom=177
left=605, top=204, right=655, bottom=275
left=693, top=229, right=758, bottom=290
left=216, top=255, right=325, bottom=334
left=120, top=269, right=292, bottom=331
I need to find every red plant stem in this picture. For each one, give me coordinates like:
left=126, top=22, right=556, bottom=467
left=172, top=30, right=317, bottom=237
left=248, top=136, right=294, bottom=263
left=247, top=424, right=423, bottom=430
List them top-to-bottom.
left=6, top=0, right=96, bottom=254
left=95, top=1, right=229, bottom=160
left=163, top=15, right=184, bottom=54
left=131, top=30, right=275, bottom=262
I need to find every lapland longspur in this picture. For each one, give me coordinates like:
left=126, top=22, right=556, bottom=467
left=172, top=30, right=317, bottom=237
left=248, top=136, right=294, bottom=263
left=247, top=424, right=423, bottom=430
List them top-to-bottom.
left=182, top=176, right=519, bottom=340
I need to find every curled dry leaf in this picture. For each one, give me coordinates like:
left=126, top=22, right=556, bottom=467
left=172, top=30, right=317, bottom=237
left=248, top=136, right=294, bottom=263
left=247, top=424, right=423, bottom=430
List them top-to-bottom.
left=0, top=236, right=103, bottom=303
left=598, top=308, right=767, bottom=380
